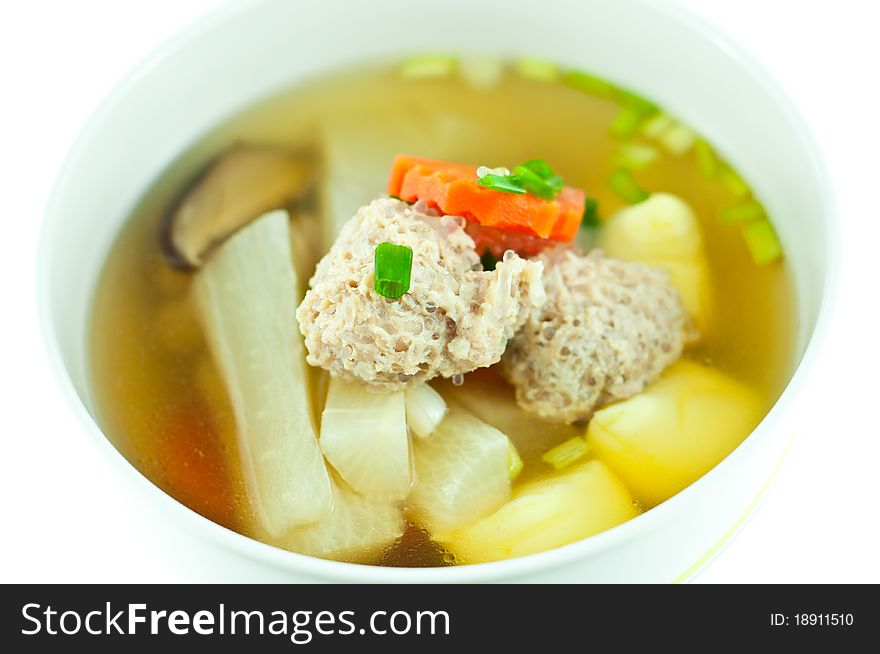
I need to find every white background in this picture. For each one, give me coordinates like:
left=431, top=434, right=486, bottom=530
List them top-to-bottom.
left=0, top=0, right=878, bottom=583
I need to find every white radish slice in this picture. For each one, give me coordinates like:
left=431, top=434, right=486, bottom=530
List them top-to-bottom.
left=193, top=210, right=331, bottom=536
left=319, top=378, right=412, bottom=501
left=405, top=383, right=447, bottom=439
left=409, top=408, right=512, bottom=533
left=278, top=479, right=405, bottom=564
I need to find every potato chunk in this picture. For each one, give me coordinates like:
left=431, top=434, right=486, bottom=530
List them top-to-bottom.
left=601, top=193, right=711, bottom=330
left=586, top=360, right=763, bottom=507
left=436, top=460, right=639, bottom=564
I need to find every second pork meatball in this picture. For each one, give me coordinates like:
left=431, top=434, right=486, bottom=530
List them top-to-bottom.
left=297, top=197, right=545, bottom=391
left=502, top=247, right=691, bottom=423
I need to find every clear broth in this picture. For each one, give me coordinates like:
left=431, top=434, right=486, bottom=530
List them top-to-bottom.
left=90, top=64, right=796, bottom=566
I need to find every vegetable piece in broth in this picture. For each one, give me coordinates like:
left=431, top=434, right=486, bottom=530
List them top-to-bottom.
left=193, top=210, right=332, bottom=536
left=320, top=378, right=412, bottom=501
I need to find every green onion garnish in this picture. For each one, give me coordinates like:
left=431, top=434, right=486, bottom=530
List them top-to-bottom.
left=399, top=54, right=456, bottom=79
left=459, top=56, right=504, bottom=90
left=515, top=57, right=560, bottom=83
left=563, top=70, right=617, bottom=98
left=617, top=89, right=658, bottom=114
left=609, top=92, right=659, bottom=139
left=609, top=106, right=647, bottom=139
left=641, top=113, right=674, bottom=139
left=659, top=123, right=696, bottom=156
left=693, top=139, right=719, bottom=179
left=613, top=143, right=659, bottom=170
left=477, top=158, right=565, bottom=200
left=512, top=159, right=564, bottom=200
left=719, top=164, right=751, bottom=198
left=607, top=169, right=649, bottom=204
left=477, top=173, right=527, bottom=195
left=582, top=197, right=600, bottom=229
left=720, top=200, right=766, bottom=224
left=742, top=220, right=783, bottom=265
left=374, top=242, right=413, bottom=299
left=480, top=251, right=498, bottom=271
left=542, top=437, right=591, bottom=470
left=508, top=441, right=524, bottom=480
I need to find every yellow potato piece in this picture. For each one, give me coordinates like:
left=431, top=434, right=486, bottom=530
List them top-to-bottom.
left=601, top=193, right=712, bottom=330
left=587, top=360, right=763, bottom=508
left=436, top=460, right=639, bottom=564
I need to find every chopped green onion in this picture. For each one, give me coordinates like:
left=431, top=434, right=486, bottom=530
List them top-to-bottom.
left=399, top=54, right=456, bottom=79
left=459, top=56, right=503, bottom=90
left=515, top=57, right=560, bottom=82
left=563, top=70, right=617, bottom=98
left=617, top=90, right=658, bottom=115
left=609, top=91, right=659, bottom=139
left=609, top=106, right=646, bottom=139
left=640, top=112, right=698, bottom=156
left=641, top=113, right=674, bottom=139
left=659, top=123, right=696, bottom=156
left=693, top=139, right=719, bottom=179
left=613, top=143, right=659, bottom=170
left=515, top=158, right=555, bottom=178
left=477, top=159, right=565, bottom=200
left=512, top=159, right=564, bottom=200
left=719, top=164, right=751, bottom=198
left=476, top=165, right=510, bottom=178
left=607, top=169, right=650, bottom=204
left=477, top=173, right=526, bottom=194
left=581, top=197, right=600, bottom=229
left=720, top=200, right=766, bottom=224
left=742, top=220, right=783, bottom=265
left=374, top=242, right=413, bottom=299
left=480, top=251, right=498, bottom=271
left=542, top=437, right=590, bottom=470
left=508, top=441, right=524, bottom=480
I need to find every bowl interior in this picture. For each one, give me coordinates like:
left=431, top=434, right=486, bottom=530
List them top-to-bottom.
left=39, top=0, right=834, bottom=580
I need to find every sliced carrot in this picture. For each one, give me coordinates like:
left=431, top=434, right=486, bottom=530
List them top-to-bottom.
left=388, top=155, right=585, bottom=242
left=549, top=186, right=587, bottom=241
left=464, top=222, right=558, bottom=258
left=157, top=405, right=236, bottom=529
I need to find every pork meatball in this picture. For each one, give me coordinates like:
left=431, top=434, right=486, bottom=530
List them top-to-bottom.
left=297, top=197, right=545, bottom=390
left=502, top=246, right=691, bottom=423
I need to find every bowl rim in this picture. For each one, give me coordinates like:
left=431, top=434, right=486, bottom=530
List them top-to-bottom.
left=36, top=0, right=840, bottom=582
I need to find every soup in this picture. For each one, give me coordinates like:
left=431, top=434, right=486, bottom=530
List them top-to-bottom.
left=90, top=58, right=795, bottom=567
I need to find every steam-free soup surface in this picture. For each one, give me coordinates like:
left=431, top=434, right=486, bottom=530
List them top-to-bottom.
left=90, top=63, right=795, bottom=566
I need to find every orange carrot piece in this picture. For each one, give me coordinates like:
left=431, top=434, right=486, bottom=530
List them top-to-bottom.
left=387, top=154, right=585, bottom=242
left=548, top=186, right=587, bottom=241
left=464, top=222, right=559, bottom=258
left=157, top=406, right=235, bottom=528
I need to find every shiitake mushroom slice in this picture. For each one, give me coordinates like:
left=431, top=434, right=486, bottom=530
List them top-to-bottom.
left=161, top=144, right=315, bottom=269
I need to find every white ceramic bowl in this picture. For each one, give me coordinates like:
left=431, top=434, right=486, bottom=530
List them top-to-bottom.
left=38, top=0, right=837, bottom=582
